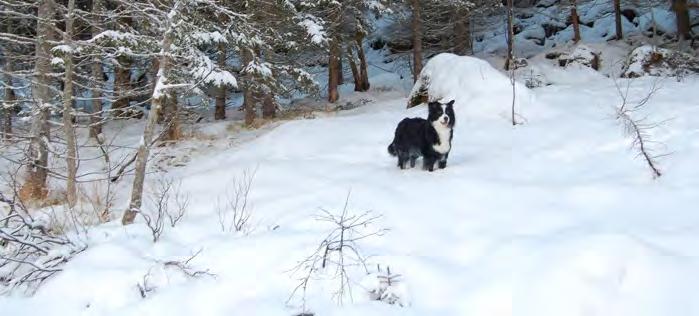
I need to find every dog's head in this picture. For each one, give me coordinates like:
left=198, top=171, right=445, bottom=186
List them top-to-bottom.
left=428, top=100, right=455, bottom=128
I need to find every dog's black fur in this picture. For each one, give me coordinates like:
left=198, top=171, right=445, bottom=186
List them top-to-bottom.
left=388, top=100, right=455, bottom=171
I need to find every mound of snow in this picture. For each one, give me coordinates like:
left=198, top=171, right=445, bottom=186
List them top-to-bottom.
left=547, top=44, right=601, bottom=70
left=622, top=45, right=699, bottom=78
left=408, top=53, right=531, bottom=119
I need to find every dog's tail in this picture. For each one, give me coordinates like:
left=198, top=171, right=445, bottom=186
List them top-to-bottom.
left=387, top=143, right=397, bottom=156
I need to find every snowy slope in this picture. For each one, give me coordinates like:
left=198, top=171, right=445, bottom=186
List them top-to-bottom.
left=2, top=56, right=699, bottom=316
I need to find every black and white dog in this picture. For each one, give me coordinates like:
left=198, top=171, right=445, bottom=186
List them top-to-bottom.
left=387, top=100, right=455, bottom=171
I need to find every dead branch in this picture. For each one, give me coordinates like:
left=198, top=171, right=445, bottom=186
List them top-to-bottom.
left=613, top=77, right=666, bottom=178
left=217, top=168, right=256, bottom=233
left=0, top=178, right=86, bottom=294
left=161, top=249, right=215, bottom=278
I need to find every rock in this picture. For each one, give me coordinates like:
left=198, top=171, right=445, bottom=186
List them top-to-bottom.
left=621, top=9, right=638, bottom=25
left=542, top=23, right=566, bottom=38
left=554, top=44, right=601, bottom=70
left=621, top=45, right=699, bottom=78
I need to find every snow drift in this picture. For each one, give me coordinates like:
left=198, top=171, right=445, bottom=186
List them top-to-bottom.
left=408, top=53, right=532, bottom=120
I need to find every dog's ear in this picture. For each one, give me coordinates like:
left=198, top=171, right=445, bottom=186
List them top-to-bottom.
left=447, top=100, right=455, bottom=107
left=427, top=101, right=440, bottom=109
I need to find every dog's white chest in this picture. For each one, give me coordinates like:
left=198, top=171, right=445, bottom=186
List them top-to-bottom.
left=432, top=123, right=452, bottom=154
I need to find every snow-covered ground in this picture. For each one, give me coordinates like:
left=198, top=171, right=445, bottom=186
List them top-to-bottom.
left=2, top=49, right=699, bottom=315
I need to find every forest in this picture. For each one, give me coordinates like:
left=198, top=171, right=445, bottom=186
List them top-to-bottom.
left=1, top=0, right=699, bottom=315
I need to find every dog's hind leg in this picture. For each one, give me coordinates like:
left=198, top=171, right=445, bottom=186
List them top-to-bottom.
left=409, top=155, right=418, bottom=168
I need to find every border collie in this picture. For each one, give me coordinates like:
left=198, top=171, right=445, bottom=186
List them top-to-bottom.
left=387, top=100, right=455, bottom=171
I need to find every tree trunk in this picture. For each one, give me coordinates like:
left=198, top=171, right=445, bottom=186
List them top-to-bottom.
left=25, top=0, right=55, bottom=201
left=62, top=0, right=78, bottom=208
left=89, top=0, right=104, bottom=138
left=411, top=0, right=423, bottom=82
left=505, top=0, right=515, bottom=70
left=570, top=0, right=581, bottom=43
left=613, top=0, right=623, bottom=40
left=673, top=0, right=690, bottom=40
left=122, top=7, right=177, bottom=225
left=454, top=9, right=471, bottom=55
left=356, top=34, right=370, bottom=91
left=328, top=37, right=340, bottom=103
left=215, top=42, right=227, bottom=120
left=347, top=45, right=362, bottom=91
left=3, top=47, right=15, bottom=141
left=242, top=49, right=256, bottom=126
left=336, top=52, right=344, bottom=86
left=112, top=57, right=131, bottom=118
left=2, top=81, right=13, bottom=141
left=2, top=90, right=12, bottom=141
left=162, top=92, right=180, bottom=141
left=262, top=93, right=276, bottom=119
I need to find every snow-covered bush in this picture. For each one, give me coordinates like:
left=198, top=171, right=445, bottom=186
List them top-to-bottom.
left=621, top=45, right=699, bottom=79
left=362, top=265, right=409, bottom=307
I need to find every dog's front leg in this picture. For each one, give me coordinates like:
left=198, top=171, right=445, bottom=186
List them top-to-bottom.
left=438, top=154, right=448, bottom=169
left=398, top=155, right=407, bottom=169
left=423, top=155, right=436, bottom=172
left=409, top=156, right=418, bottom=168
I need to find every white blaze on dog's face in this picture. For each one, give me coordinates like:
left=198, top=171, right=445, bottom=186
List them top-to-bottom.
left=428, top=100, right=455, bottom=129
left=439, top=104, right=450, bottom=126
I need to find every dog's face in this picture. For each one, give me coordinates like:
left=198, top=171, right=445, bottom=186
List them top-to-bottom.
left=428, top=100, right=455, bottom=128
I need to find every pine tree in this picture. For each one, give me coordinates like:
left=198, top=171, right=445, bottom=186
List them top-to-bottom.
left=122, top=0, right=243, bottom=224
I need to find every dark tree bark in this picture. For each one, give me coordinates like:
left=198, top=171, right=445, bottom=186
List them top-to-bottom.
left=24, top=0, right=55, bottom=201
left=62, top=0, right=78, bottom=208
left=89, top=0, right=104, bottom=138
left=411, top=0, right=423, bottom=82
left=504, top=0, right=515, bottom=70
left=570, top=0, right=581, bottom=43
left=613, top=0, right=623, bottom=40
left=672, top=0, right=691, bottom=40
left=454, top=8, right=472, bottom=55
left=3, top=16, right=15, bottom=141
left=356, top=33, right=370, bottom=91
left=328, top=37, right=340, bottom=103
left=215, top=43, right=227, bottom=120
left=347, top=45, right=362, bottom=91
left=242, top=49, right=257, bottom=126
left=336, top=52, right=344, bottom=86
left=112, top=57, right=131, bottom=117
left=3, top=61, right=14, bottom=141
left=162, top=92, right=180, bottom=140
left=262, top=93, right=276, bottom=119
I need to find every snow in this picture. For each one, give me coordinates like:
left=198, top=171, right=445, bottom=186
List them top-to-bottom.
left=636, top=8, right=678, bottom=35
left=299, top=15, right=327, bottom=45
left=88, top=30, right=140, bottom=45
left=191, top=31, right=228, bottom=44
left=51, top=45, right=74, bottom=54
left=624, top=45, right=658, bottom=76
left=3, top=49, right=699, bottom=315
left=191, top=53, right=238, bottom=88
left=408, top=53, right=532, bottom=119
left=50, top=57, right=64, bottom=67
left=243, top=61, right=273, bottom=79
